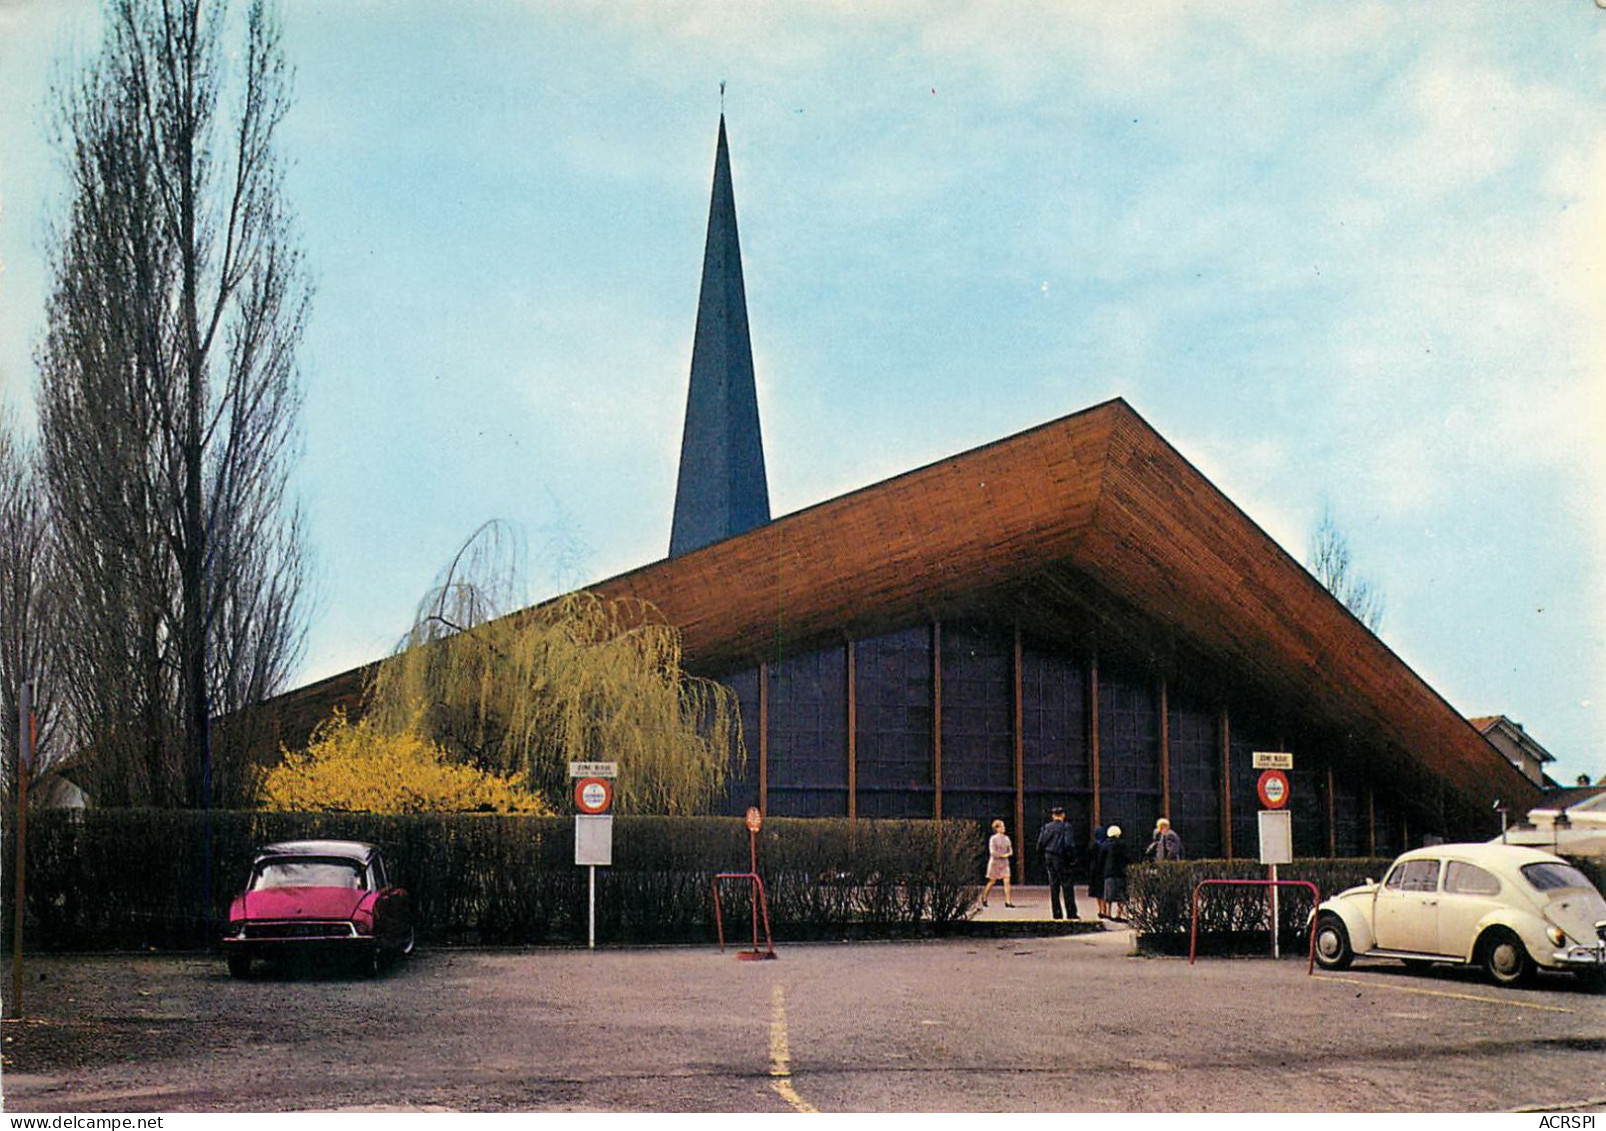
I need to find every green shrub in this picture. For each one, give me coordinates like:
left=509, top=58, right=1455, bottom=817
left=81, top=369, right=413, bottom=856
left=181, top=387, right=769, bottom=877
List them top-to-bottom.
left=5, top=810, right=984, bottom=950
left=1134, top=853, right=1606, bottom=957
left=1128, top=857, right=1392, bottom=955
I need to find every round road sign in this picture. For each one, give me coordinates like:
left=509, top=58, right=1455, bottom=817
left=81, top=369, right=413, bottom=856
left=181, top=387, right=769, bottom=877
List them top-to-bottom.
left=1257, top=769, right=1290, bottom=809
left=574, top=777, right=613, bottom=814
left=745, top=806, right=763, bottom=833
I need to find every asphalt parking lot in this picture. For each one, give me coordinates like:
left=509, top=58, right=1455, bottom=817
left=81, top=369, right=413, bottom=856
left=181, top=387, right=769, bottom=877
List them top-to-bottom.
left=3, top=920, right=1602, bottom=1114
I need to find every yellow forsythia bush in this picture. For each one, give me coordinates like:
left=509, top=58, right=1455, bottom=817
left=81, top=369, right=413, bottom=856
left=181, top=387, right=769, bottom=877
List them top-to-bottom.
left=261, top=709, right=552, bottom=815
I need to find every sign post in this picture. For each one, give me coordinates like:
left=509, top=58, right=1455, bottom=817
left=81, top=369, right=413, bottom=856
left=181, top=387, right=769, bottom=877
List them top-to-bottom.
left=1254, top=753, right=1293, bottom=960
left=570, top=762, right=618, bottom=950
left=712, top=807, right=776, bottom=960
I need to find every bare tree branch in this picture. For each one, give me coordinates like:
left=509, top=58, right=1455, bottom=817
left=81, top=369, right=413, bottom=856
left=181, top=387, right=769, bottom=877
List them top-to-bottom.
left=37, top=0, right=309, bottom=808
left=0, top=409, right=68, bottom=799
left=1309, top=504, right=1385, bottom=634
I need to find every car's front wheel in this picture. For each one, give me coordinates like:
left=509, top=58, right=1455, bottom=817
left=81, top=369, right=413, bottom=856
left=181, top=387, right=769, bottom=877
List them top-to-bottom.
left=1314, top=913, right=1353, bottom=970
left=379, top=927, right=415, bottom=972
left=1478, top=928, right=1533, bottom=987
left=226, top=952, right=252, bottom=980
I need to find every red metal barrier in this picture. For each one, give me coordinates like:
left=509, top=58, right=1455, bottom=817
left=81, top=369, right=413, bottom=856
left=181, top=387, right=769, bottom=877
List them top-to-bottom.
left=712, top=872, right=776, bottom=960
left=1188, top=879, right=1319, bottom=975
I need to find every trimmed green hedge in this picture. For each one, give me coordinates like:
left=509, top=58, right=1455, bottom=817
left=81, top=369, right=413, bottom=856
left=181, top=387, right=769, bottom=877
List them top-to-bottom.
left=4, top=810, right=983, bottom=950
left=1133, top=854, right=1606, bottom=955
left=1128, top=857, right=1393, bottom=955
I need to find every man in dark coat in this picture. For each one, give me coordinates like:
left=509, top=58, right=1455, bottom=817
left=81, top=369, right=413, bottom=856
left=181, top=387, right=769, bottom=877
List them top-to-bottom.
left=1036, top=807, right=1078, bottom=920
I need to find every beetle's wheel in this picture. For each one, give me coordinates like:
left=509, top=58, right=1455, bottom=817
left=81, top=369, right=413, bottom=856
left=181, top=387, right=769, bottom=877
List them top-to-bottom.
left=1314, top=913, right=1353, bottom=970
left=1479, top=929, right=1532, bottom=987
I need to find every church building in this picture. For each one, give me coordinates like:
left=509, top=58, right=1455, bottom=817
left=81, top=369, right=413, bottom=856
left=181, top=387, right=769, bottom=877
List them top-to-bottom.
left=266, top=117, right=1541, bottom=872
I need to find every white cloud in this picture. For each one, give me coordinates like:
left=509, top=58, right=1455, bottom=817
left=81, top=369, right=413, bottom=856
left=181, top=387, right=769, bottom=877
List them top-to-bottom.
left=1363, top=51, right=1564, bottom=199
left=1555, top=133, right=1606, bottom=712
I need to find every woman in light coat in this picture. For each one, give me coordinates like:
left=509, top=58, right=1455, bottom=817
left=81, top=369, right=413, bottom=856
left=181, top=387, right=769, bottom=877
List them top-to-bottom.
left=981, top=819, right=1015, bottom=907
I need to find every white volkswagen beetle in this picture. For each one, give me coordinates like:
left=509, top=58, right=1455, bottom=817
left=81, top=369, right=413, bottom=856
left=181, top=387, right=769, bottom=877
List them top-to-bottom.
left=1313, top=843, right=1606, bottom=988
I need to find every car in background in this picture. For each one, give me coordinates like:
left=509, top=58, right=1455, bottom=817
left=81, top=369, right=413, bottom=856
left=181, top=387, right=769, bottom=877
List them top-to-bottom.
left=222, top=839, right=414, bottom=978
left=1313, top=842, right=1606, bottom=988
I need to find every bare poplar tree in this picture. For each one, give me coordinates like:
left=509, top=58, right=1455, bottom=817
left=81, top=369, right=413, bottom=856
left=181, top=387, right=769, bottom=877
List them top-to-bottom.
left=36, top=0, right=308, bottom=807
left=0, top=409, right=66, bottom=799
left=1309, top=504, right=1385, bottom=633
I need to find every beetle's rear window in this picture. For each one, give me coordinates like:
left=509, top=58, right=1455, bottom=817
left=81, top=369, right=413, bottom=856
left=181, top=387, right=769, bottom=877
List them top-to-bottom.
left=251, top=859, right=365, bottom=890
left=1520, top=862, right=1593, bottom=893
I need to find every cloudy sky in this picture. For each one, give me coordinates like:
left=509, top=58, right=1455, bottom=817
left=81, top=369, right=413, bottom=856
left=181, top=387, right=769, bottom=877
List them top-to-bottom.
left=1, top=1, right=1602, bottom=784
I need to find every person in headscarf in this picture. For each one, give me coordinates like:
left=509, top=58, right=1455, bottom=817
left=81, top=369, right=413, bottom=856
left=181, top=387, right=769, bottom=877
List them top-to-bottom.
left=1088, top=825, right=1109, bottom=919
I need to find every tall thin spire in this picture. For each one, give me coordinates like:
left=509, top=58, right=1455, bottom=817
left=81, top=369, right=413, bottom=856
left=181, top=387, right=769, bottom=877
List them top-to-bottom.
left=668, top=115, right=771, bottom=558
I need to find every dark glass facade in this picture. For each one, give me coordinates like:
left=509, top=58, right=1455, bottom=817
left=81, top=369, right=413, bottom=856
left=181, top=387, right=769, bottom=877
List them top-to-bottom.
left=713, top=619, right=1422, bottom=867
left=939, top=623, right=1014, bottom=823
left=856, top=627, right=935, bottom=818
left=1020, top=641, right=1090, bottom=868
left=766, top=645, right=848, bottom=817
left=1098, top=662, right=1162, bottom=847
left=719, top=667, right=761, bottom=817
left=1166, top=694, right=1220, bottom=859
left=1288, top=757, right=1326, bottom=858
left=1331, top=769, right=1365, bottom=857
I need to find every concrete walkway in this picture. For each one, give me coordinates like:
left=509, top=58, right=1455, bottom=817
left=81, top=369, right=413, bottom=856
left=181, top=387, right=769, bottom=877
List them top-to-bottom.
left=967, top=883, right=1126, bottom=933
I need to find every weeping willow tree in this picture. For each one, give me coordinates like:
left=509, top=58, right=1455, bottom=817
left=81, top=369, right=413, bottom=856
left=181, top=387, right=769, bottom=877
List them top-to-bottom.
left=367, top=522, right=744, bottom=814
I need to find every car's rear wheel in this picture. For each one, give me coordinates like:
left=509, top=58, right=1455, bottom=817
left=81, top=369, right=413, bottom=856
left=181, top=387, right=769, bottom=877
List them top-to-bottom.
left=1314, top=913, right=1353, bottom=970
left=1478, top=928, right=1533, bottom=987
left=226, top=952, right=252, bottom=980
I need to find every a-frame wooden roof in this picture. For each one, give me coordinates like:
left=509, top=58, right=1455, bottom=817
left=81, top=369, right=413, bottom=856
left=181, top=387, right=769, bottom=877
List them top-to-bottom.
left=589, top=397, right=1538, bottom=819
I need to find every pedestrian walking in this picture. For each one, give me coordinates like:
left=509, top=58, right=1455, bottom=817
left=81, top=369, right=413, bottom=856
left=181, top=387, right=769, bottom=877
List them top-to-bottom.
left=1036, top=806, right=1078, bottom=920
left=1144, top=817, right=1184, bottom=861
left=981, top=819, right=1015, bottom=907
left=1102, top=824, right=1130, bottom=921
left=1088, top=825, right=1109, bottom=919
